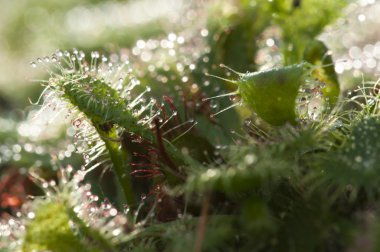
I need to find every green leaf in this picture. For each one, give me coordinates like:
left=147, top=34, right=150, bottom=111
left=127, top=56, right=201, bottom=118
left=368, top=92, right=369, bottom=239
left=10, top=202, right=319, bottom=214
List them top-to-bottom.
left=303, top=39, right=340, bottom=107
left=238, top=63, right=307, bottom=125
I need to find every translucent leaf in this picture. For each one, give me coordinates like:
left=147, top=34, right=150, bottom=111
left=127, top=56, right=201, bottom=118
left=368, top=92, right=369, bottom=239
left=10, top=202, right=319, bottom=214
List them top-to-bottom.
left=303, top=40, right=340, bottom=107
left=238, top=64, right=307, bottom=125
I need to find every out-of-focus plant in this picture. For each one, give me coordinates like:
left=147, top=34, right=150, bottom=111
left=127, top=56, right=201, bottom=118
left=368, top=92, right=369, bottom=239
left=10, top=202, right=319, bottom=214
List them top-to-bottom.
left=3, top=0, right=380, bottom=252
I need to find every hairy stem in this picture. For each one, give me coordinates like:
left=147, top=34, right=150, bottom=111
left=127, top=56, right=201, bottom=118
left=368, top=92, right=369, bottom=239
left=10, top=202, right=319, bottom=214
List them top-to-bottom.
left=95, top=124, right=136, bottom=207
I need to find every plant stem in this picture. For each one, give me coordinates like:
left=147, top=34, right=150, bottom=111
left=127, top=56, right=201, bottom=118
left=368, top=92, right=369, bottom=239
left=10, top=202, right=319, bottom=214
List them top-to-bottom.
left=95, top=124, right=136, bottom=207
left=193, top=192, right=211, bottom=252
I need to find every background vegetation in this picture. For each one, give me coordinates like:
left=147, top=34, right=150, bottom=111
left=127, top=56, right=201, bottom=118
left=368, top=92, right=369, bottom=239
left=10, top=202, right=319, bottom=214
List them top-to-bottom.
left=1, top=0, right=380, bottom=251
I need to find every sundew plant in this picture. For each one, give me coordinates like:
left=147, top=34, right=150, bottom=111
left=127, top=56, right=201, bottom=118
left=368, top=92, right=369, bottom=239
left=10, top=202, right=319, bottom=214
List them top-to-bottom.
left=1, top=0, right=380, bottom=251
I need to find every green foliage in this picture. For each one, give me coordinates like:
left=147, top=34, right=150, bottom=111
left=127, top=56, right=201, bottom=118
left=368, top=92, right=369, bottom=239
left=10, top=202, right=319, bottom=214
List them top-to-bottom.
left=205, top=0, right=273, bottom=72
left=272, top=0, right=348, bottom=64
left=2, top=1, right=380, bottom=252
left=50, top=72, right=151, bottom=205
left=315, top=116, right=380, bottom=199
left=22, top=202, right=92, bottom=252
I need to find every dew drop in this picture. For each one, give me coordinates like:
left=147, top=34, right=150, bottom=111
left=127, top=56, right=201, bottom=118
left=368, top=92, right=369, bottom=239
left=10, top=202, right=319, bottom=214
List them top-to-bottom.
left=358, top=14, right=366, bottom=22
left=201, top=29, right=209, bottom=37
left=168, top=33, right=177, bottom=41
left=177, top=36, right=185, bottom=44
left=266, top=38, right=275, bottom=47
left=91, top=51, right=100, bottom=59
left=189, top=64, right=196, bottom=70
left=181, top=76, right=189, bottom=83
left=244, top=154, right=256, bottom=165
left=355, top=156, right=363, bottom=163
left=74, top=206, right=81, bottom=213
left=109, top=208, right=118, bottom=216
left=27, top=212, right=35, bottom=219
left=112, top=228, right=122, bottom=236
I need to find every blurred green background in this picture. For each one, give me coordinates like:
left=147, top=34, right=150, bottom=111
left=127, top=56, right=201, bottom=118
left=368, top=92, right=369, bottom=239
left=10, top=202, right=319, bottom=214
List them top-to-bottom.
left=0, top=0, right=380, bottom=213
left=0, top=0, right=187, bottom=111
left=1, top=0, right=380, bottom=111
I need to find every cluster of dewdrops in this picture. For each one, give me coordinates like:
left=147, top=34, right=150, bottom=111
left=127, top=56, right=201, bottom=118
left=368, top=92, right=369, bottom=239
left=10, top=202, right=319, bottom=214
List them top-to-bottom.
left=256, top=1, right=380, bottom=79
left=322, top=1, right=380, bottom=77
left=255, top=26, right=282, bottom=71
left=128, top=28, right=221, bottom=96
left=124, top=30, right=218, bottom=135
left=334, top=41, right=380, bottom=75
left=30, top=48, right=134, bottom=83
left=32, top=48, right=158, bottom=120
left=30, top=49, right=160, bottom=164
left=296, top=79, right=326, bottom=121
left=0, top=118, right=78, bottom=167
left=72, top=118, right=109, bottom=170
left=31, top=165, right=129, bottom=239
left=61, top=166, right=129, bottom=239
left=0, top=168, right=133, bottom=249
left=0, top=216, right=24, bottom=249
